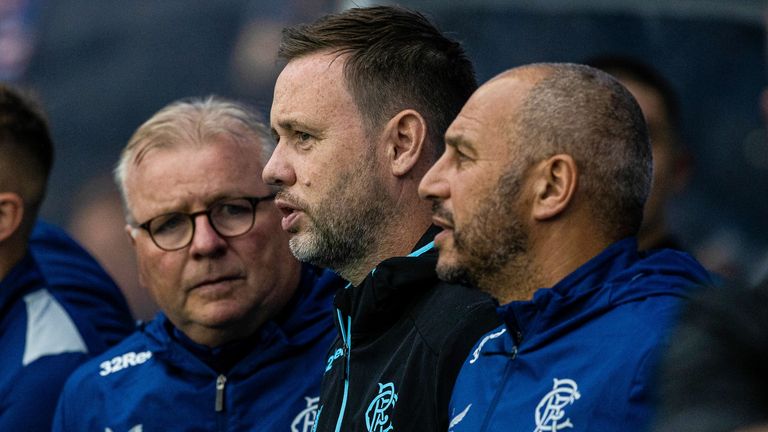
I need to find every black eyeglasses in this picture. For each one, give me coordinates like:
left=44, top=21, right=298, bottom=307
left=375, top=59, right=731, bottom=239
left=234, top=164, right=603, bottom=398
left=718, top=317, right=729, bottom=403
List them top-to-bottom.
left=135, top=195, right=276, bottom=251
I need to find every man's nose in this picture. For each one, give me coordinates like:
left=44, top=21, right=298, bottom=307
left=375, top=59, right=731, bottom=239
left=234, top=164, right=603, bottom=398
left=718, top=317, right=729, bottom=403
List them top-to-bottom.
left=262, top=142, right=296, bottom=187
left=188, top=214, right=227, bottom=258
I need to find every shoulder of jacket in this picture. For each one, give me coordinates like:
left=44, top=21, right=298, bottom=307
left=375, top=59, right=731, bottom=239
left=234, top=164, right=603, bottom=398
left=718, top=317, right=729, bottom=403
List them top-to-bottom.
left=410, top=282, right=500, bottom=353
left=65, top=332, right=152, bottom=385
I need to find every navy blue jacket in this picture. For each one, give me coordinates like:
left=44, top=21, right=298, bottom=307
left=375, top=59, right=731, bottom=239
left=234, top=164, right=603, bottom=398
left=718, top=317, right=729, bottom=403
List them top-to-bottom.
left=0, top=222, right=134, bottom=431
left=448, top=238, right=712, bottom=432
left=53, top=265, right=343, bottom=432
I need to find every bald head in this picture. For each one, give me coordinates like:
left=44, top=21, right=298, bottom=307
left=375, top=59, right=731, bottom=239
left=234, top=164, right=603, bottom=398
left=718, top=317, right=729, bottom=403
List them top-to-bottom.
left=420, top=63, right=651, bottom=298
left=498, top=63, right=652, bottom=238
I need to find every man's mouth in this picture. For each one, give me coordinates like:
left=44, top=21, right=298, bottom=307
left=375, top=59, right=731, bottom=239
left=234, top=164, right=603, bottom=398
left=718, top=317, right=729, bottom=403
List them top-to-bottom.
left=275, top=196, right=304, bottom=232
left=431, top=203, right=455, bottom=230
left=190, top=274, right=244, bottom=291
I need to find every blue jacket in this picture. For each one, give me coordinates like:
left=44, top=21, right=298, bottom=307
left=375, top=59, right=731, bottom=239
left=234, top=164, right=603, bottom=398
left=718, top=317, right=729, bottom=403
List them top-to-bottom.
left=0, top=222, right=134, bottom=431
left=448, top=238, right=712, bottom=432
left=53, top=264, right=343, bottom=432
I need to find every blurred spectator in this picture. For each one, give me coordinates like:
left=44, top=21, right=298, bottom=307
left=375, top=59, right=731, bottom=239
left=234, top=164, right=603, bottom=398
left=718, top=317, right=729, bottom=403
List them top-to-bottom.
left=0, top=0, right=41, bottom=81
left=229, top=0, right=338, bottom=108
left=588, top=55, right=691, bottom=251
left=655, top=70, right=768, bottom=431
left=0, top=84, right=133, bottom=430
left=68, top=173, right=158, bottom=322
left=655, top=279, right=768, bottom=432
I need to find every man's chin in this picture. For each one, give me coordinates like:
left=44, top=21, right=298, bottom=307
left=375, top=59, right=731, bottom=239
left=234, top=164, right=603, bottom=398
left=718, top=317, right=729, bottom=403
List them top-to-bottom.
left=288, top=233, right=333, bottom=269
left=435, top=262, right=476, bottom=287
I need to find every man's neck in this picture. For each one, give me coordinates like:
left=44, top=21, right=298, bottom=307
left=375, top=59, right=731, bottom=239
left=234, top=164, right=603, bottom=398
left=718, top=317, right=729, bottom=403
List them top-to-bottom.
left=341, top=217, right=432, bottom=286
left=491, top=223, right=612, bottom=305
left=533, top=225, right=612, bottom=291
left=0, top=239, right=27, bottom=282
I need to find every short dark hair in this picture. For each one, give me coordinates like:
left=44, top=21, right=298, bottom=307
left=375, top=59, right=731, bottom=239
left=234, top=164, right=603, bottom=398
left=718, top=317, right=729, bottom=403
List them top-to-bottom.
left=278, top=6, right=477, bottom=156
left=586, top=55, right=681, bottom=147
left=511, top=63, right=652, bottom=238
left=0, top=84, right=54, bottom=214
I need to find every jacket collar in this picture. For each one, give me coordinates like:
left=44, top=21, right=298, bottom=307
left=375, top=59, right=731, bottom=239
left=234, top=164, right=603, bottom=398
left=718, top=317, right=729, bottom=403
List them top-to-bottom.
left=334, top=226, right=441, bottom=338
left=496, top=237, right=709, bottom=345
left=497, top=237, right=639, bottom=340
left=145, top=263, right=341, bottom=375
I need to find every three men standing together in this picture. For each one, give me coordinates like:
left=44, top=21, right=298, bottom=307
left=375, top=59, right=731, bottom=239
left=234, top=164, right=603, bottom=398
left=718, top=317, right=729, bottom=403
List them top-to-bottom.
left=49, top=5, right=709, bottom=432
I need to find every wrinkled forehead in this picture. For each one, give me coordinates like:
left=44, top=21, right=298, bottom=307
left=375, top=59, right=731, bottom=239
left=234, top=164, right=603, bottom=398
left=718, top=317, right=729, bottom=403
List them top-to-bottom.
left=124, top=136, right=268, bottom=209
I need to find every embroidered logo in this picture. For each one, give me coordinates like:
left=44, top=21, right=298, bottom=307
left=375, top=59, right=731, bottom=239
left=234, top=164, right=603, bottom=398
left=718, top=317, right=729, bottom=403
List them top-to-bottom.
left=469, top=328, right=507, bottom=364
left=534, top=378, right=580, bottom=432
left=365, top=382, right=398, bottom=432
left=291, top=396, right=320, bottom=432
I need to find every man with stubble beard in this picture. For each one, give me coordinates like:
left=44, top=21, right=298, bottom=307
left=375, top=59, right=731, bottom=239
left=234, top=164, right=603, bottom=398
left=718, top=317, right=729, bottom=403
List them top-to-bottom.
left=263, top=6, right=500, bottom=432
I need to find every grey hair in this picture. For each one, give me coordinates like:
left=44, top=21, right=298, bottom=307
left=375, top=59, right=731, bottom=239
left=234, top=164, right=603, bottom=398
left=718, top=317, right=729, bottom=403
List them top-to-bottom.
left=510, top=63, right=652, bottom=239
left=114, top=96, right=274, bottom=222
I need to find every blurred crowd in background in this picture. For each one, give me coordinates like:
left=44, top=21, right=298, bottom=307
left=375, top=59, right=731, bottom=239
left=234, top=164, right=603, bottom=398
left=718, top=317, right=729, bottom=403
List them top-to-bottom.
left=1, top=0, right=765, bottom=320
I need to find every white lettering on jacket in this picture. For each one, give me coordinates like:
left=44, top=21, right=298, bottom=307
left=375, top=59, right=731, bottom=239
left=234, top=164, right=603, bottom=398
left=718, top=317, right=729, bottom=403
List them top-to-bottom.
left=99, top=351, right=152, bottom=376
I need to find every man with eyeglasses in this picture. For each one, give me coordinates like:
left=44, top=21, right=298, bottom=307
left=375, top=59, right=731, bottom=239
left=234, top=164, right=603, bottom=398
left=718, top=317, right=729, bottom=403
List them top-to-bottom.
left=52, top=96, right=343, bottom=431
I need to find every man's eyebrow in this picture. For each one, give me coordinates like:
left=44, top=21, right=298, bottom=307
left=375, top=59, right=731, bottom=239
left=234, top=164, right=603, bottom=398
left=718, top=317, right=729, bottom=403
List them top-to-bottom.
left=274, top=118, right=321, bottom=135
left=275, top=119, right=299, bottom=132
left=445, top=134, right=477, bottom=155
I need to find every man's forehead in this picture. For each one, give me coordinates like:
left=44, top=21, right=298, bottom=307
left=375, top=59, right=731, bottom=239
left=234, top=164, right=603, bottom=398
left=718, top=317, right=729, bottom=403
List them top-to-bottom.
left=272, top=52, right=355, bottom=123
left=275, top=52, right=347, bottom=95
left=449, top=78, right=523, bottom=132
left=128, top=140, right=263, bottom=193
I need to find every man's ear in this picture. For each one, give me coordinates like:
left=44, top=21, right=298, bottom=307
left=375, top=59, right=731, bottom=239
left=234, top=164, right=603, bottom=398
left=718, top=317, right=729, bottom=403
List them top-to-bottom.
left=383, top=109, right=427, bottom=177
left=529, top=154, right=578, bottom=221
left=0, top=192, right=25, bottom=243
left=125, top=224, right=138, bottom=247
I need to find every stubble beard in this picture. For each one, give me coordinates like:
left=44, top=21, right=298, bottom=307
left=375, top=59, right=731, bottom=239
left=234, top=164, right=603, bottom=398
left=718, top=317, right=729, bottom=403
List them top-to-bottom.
left=287, top=157, right=395, bottom=279
left=436, top=167, right=531, bottom=298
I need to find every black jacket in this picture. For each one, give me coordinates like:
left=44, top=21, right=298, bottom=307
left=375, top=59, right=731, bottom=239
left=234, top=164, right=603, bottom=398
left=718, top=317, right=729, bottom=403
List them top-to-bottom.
left=313, top=228, right=500, bottom=432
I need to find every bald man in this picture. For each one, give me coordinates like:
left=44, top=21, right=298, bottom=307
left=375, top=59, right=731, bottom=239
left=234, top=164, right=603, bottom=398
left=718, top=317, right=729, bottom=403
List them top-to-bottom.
left=419, top=63, right=712, bottom=431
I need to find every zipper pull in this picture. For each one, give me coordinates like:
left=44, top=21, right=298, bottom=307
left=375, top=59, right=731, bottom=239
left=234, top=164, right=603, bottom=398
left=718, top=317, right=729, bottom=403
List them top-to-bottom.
left=342, top=343, right=349, bottom=380
left=215, top=374, right=227, bottom=412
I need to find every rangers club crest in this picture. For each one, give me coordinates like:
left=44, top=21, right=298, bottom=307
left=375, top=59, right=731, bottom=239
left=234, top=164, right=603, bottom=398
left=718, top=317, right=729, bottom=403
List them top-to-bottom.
left=534, top=378, right=581, bottom=432
left=365, top=382, right=398, bottom=432
left=291, top=396, right=320, bottom=432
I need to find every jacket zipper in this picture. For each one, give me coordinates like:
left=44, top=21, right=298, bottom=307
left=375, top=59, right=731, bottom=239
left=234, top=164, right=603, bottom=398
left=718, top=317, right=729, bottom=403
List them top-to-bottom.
left=329, top=244, right=432, bottom=431
left=334, top=308, right=352, bottom=432
left=479, top=339, right=520, bottom=432
left=215, top=374, right=227, bottom=412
